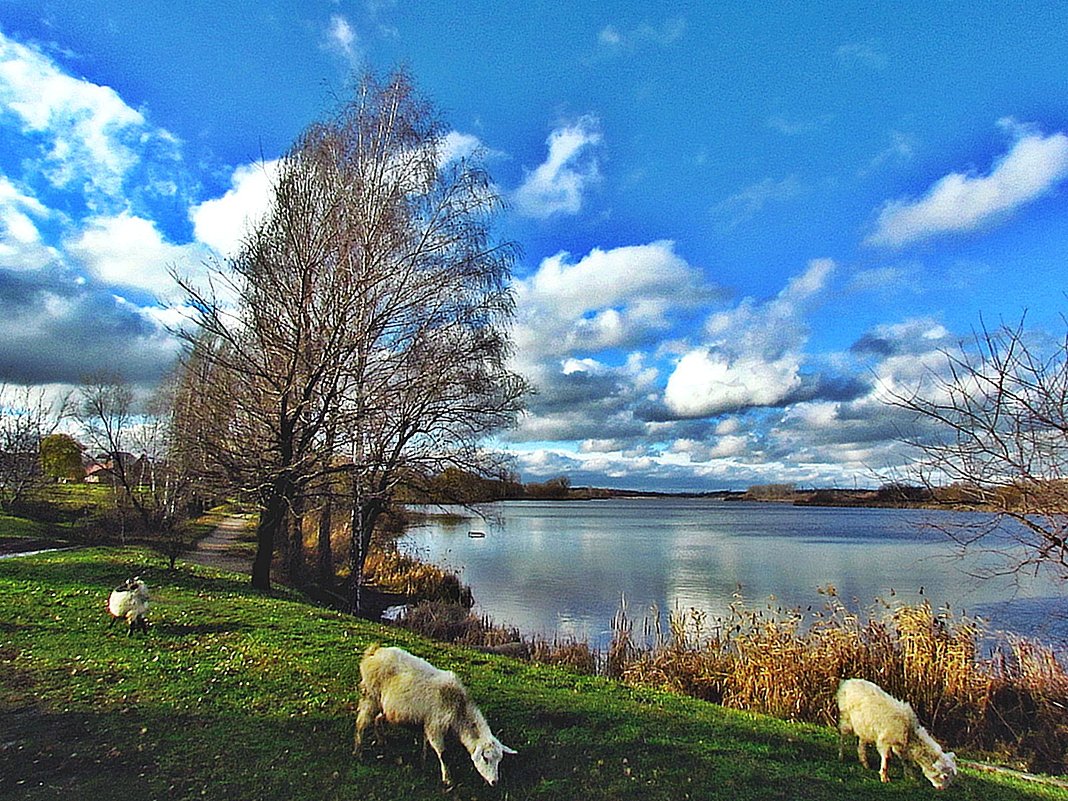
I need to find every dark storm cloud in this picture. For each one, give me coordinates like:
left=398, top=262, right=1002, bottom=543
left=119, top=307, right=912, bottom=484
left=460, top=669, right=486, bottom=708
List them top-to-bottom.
left=0, top=268, right=179, bottom=385
left=850, top=333, right=898, bottom=357
left=527, top=368, right=627, bottom=414
left=783, top=371, right=871, bottom=405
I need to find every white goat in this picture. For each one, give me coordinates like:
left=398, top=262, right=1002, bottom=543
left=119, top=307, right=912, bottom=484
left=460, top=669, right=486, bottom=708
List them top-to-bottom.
left=107, top=576, right=150, bottom=635
left=353, top=644, right=517, bottom=786
left=836, top=678, right=957, bottom=789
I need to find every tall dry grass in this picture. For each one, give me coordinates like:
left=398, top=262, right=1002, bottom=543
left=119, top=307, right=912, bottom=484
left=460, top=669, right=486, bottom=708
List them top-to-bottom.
left=341, top=516, right=1068, bottom=772
left=361, top=542, right=474, bottom=607
left=611, top=587, right=1068, bottom=773
left=396, top=599, right=599, bottom=674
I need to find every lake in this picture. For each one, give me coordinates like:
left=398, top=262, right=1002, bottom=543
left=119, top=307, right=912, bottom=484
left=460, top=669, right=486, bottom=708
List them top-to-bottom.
left=400, top=498, right=1068, bottom=649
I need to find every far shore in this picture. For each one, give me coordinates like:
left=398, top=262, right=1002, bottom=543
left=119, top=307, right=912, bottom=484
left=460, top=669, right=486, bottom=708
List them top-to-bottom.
left=421, top=486, right=979, bottom=510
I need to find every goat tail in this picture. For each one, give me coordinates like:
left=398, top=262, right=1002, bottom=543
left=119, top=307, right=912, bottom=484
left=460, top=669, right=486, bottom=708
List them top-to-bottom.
left=362, top=642, right=381, bottom=660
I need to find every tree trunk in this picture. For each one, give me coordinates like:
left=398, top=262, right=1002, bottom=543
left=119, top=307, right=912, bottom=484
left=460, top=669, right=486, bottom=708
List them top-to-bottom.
left=252, top=484, right=287, bottom=590
left=348, top=496, right=364, bottom=614
left=348, top=497, right=384, bottom=613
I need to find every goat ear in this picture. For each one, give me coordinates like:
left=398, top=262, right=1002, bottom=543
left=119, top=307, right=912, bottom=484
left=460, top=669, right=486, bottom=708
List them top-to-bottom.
left=500, top=742, right=517, bottom=755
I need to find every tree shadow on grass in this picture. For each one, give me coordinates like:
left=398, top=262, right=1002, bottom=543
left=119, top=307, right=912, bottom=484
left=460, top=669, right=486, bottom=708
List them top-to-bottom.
left=0, top=705, right=360, bottom=801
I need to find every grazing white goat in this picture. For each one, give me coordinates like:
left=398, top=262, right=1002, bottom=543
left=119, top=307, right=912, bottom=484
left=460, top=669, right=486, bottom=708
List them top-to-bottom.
left=107, top=576, right=150, bottom=635
left=353, top=644, right=517, bottom=786
left=836, top=678, right=957, bottom=789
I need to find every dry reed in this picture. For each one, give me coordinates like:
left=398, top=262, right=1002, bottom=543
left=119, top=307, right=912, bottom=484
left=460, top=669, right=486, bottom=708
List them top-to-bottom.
left=355, top=523, right=1068, bottom=771
left=362, top=542, right=474, bottom=607
left=611, top=587, right=1068, bottom=773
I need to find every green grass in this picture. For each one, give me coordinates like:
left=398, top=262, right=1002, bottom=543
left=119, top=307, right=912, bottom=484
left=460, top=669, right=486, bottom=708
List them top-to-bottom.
left=0, top=514, right=49, bottom=540
left=1, top=549, right=1065, bottom=801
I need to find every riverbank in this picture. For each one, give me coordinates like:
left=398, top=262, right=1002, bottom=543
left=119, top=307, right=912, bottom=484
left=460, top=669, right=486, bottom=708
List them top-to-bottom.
left=1, top=546, right=1063, bottom=800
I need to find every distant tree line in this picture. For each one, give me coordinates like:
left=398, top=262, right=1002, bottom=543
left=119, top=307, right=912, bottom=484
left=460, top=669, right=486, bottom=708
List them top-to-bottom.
left=401, top=470, right=577, bottom=503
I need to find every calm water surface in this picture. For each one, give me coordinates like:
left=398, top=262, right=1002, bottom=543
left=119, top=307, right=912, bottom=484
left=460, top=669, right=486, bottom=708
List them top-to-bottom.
left=401, top=499, right=1067, bottom=649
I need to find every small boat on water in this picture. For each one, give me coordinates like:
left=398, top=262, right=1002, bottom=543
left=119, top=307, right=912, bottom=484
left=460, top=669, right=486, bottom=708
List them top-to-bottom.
left=468, top=530, right=486, bottom=538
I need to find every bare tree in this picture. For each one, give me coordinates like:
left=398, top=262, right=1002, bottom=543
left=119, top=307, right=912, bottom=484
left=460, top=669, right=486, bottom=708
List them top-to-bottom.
left=175, top=70, right=527, bottom=598
left=308, top=72, right=527, bottom=611
left=176, top=153, right=357, bottom=588
left=890, top=317, right=1068, bottom=579
left=76, top=372, right=200, bottom=564
left=0, top=384, right=68, bottom=511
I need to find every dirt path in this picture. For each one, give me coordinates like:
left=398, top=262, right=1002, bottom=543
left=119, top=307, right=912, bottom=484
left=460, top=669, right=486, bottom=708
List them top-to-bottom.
left=181, top=515, right=404, bottom=619
left=183, top=515, right=255, bottom=575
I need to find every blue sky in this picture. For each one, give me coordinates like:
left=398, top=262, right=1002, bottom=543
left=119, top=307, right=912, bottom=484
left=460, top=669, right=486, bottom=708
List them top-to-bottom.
left=1, top=2, right=1067, bottom=491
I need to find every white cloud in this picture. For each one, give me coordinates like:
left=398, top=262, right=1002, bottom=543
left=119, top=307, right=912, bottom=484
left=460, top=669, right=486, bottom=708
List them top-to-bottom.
left=325, top=15, right=361, bottom=63
left=597, top=18, right=686, bottom=49
left=598, top=26, right=622, bottom=46
left=0, top=31, right=159, bottom=202
left=835, top=40, right=887, bottom=70
left=513, top=116, right=602, bottom=218
left=867, top=121, right=1068, bottom=247
left=860, top=130, right=916, bottom=176
left=440, top=131, right=482, bottom=165
left=189, top=159, right=280, bottom=258
left=0, top=174, right=58, bottom=270
left=711, top=175, right=804, bottom=229
left=67, top=212, right=204, bottom=296
left=514, top=240, right=713, bottom=366
left=507, top=244, right=694, bottom=441
left=704, top=257, right=832, bottom=358
left=663, top=259, right=834, bottom=418
left=664, top=350, right=803, bottom=418
left=561, top=357, right=607, bottom=375
left=669, top=433, right=750, bottom=461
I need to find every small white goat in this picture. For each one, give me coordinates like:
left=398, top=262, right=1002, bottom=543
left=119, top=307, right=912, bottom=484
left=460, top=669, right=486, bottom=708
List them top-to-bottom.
left=107, top=576, right=150, bottom=635
left=353, top=644, right=517, bottom=786
left=836, top=678, right=957, bottom=789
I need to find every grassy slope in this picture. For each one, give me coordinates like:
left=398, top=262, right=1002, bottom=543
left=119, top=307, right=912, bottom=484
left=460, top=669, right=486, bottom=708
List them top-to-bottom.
left=0, top=514, right=49, bottom=541
left=0, top=549, right=1065, bottom=801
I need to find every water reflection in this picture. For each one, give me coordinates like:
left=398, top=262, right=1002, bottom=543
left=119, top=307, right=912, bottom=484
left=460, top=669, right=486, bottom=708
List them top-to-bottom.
left=402, top=499, right=1067, bottom=649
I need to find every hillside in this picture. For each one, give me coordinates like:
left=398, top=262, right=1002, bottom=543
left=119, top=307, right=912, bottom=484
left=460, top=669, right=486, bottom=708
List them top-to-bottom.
left=1, top=548, right=1065, bottom=801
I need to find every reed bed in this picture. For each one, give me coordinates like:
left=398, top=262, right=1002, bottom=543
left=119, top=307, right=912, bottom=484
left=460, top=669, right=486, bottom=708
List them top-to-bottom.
left=360, top=530, right=1068, bottom=772
left=361, top=541, right=474, bottom=607
left=612, top=587, right=1068, bottom=773
left=396, top=598, right=600, bottom=674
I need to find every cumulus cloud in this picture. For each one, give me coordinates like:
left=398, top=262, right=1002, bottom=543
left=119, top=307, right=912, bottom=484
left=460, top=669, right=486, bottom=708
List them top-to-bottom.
left=0, top=30, right=208, bottom=385
left=513, top=116, right=602, bottom=218
left=867, top=121, right=1068, bottom=247
left=440, top=131, right=483, bottom=165
left=189, top=159, right=279, bottom=258
left=0, top=174, right=57, bottom=270
left=67, top=212, right=206, bottom=297
left=515, top=240, right=714, bottom=362
left=505, top=242, right=721, bottom=444
left=663, top=259, right=835, bottom=418
left=0, top=267, right=179, bottom=385
left=509, top=296, right=944, bottom=489
left=760, top=317, right=962, bottom=477
left=664, top=351, right=803, bottom=418
left=669, top=432, right=751, bottom=461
